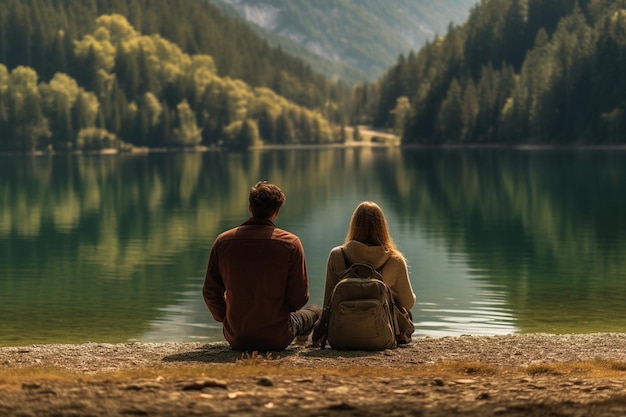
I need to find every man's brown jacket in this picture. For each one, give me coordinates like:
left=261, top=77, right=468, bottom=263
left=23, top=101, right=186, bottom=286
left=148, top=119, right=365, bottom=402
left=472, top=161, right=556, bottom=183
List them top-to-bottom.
left=203, top=217, right=309, bottom=350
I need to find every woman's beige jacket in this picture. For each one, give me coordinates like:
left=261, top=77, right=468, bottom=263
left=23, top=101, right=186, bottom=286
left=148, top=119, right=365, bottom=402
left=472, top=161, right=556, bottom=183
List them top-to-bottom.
left=322, top=240, right=416, bottom=310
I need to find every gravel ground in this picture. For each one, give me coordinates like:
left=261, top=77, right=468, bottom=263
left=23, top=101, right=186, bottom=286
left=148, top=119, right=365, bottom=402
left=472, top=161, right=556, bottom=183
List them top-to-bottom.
left=2, top=333, right=626, bottom=416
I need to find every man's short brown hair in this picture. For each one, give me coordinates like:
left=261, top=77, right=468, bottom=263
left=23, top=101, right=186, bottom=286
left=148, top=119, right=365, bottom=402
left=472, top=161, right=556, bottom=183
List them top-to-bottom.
left=249, top=181, right=286, bottom=218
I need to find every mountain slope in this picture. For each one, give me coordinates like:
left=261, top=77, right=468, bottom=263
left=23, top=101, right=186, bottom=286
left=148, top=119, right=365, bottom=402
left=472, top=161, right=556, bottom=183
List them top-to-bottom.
left=210, top=0, right=477, bottom=83
left=366, top=0, right=626, bottom=145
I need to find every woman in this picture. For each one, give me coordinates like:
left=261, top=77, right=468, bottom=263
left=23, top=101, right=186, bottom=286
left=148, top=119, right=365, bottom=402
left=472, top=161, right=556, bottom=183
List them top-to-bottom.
left=313, top=201, right=416, bottom=349
left=322, top=201, right=416, bottom=311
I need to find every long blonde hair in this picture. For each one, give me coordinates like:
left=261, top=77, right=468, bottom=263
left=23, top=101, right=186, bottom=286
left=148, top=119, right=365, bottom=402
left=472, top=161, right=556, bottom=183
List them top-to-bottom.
left=345, top=201, right=403, bottom=259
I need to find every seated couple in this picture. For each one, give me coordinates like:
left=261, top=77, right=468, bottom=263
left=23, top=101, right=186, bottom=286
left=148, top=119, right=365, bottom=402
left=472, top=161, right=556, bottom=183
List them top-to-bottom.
left=202, top=181, right=416, bottom=351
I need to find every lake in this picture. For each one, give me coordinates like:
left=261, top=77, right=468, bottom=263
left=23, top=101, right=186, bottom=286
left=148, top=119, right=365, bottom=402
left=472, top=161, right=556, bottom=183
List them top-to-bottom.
left=1, top=147, right=626, bottom=347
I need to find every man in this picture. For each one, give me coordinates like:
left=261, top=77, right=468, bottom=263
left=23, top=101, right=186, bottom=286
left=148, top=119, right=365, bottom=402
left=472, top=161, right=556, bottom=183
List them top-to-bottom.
left=203, top=181, right=321, bottom=351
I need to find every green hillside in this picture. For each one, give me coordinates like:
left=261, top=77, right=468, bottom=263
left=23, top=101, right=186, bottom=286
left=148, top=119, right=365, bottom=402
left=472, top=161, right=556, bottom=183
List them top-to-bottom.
left=0, top=0, right=348, bottom=152
left=210, top=0, right=477, bottom=83
left=356, top=0, right=626, bottom=145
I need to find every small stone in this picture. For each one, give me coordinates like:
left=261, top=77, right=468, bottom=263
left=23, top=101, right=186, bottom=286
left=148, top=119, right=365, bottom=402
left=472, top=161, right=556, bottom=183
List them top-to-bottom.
left=257, top=377, right=274, bottom=387
left=182, top=378, right=228, bottom=391
left=433, top=378, right=445, bottom=386
left=454, top=379, right=477, bottom=384
left=124, top=382, right=162, bottom=391
left=393, top=389, right=410, bottom=394
left=476, top=392, right=491, bottom=400
left=328, top=402, right=355, bottom=410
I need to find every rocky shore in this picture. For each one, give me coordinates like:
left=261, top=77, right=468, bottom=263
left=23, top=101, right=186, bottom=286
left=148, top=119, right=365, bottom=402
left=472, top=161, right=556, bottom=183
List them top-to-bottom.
left=2, top=333, right=626, bottom=416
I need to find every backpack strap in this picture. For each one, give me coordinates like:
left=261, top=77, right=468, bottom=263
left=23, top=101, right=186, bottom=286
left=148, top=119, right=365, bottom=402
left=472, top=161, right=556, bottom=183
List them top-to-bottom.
left=340, top=248, right=350, bottom=270
left=376, top=257, right=390, bottom=275
left=312, top=307, right=330, bottom=349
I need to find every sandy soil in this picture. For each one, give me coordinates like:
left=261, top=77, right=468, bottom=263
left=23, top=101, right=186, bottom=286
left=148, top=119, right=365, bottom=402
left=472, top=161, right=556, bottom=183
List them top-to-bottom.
left=3, top=333, right=626, bottom=416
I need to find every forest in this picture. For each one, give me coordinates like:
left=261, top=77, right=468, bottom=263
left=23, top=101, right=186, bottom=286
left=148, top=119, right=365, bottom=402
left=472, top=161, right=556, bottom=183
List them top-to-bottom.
left=0, top=0, right=346, bottom=152
left=2, top=0, right=626, bottom=151
left=355, top=0, right=626, bottom=145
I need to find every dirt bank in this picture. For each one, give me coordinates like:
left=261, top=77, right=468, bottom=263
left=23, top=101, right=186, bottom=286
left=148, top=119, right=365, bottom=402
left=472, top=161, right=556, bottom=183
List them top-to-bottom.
left=3, top=333, right=626, bottom=416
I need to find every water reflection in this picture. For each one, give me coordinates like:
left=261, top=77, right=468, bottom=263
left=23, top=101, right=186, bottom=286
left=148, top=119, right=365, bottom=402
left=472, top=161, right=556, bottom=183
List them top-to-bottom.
left=1, top=148, right=626, bottom=346
left=393, top=149, right=626, bottom=334
left=138, top=278, right=223, bottom=343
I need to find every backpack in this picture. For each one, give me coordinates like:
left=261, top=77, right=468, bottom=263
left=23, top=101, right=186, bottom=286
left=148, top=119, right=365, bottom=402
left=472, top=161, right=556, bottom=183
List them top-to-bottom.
left=315, top=250, right=397, bottom=351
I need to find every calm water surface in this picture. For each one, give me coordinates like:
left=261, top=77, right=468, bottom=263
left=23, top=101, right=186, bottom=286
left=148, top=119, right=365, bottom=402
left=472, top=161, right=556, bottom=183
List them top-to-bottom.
left=1, top=148, right=626, bottom=346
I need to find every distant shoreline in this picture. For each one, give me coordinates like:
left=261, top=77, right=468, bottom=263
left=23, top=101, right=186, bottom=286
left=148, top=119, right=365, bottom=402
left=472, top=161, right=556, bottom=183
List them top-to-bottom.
left=3, top=142, right=626, bottom=157
left=401, top=143, right=626, bottom=151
